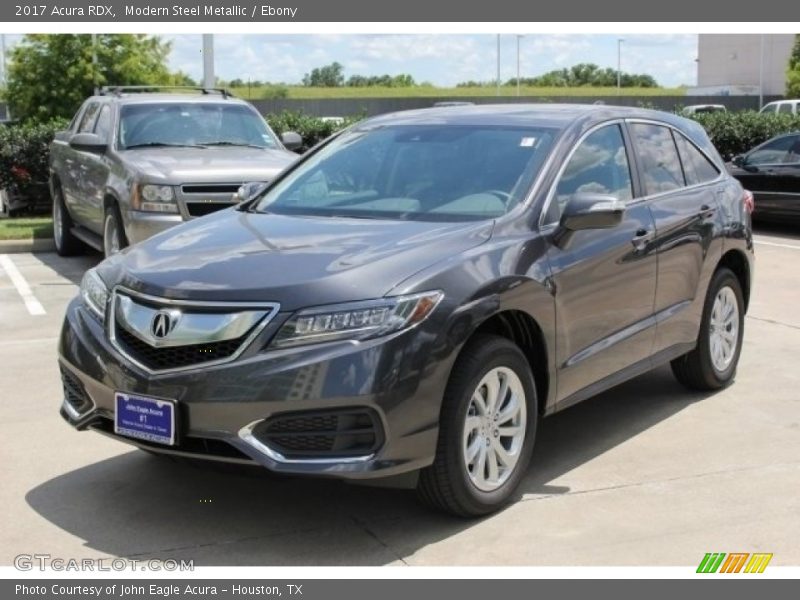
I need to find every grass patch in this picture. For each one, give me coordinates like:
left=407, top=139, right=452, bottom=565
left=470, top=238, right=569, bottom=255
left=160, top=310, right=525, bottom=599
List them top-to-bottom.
left=230, top=85, right=687, bottom=100
left=0, top=217, right=53, bottom=241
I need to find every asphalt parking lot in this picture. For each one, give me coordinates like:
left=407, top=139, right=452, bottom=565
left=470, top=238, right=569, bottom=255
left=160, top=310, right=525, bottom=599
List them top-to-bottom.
left=1, top=223, right=799, bottom=567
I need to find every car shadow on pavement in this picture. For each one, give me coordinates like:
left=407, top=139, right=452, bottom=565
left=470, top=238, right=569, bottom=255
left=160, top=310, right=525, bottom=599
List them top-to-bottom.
left=32, top=252, right=100, bottom=287
left=25, top=364, right=714, bottom=566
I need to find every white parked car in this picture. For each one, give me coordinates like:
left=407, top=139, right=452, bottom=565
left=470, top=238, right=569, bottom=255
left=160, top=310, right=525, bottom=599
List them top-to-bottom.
left=760, top=100, right=800, bottom=115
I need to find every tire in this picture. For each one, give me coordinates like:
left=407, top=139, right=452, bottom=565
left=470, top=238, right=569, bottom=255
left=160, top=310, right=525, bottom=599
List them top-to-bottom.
left=52, top=184, right=83, bottom=256
left=103, top=203, right=128, bottom=257
left=671, top=267, right=745, bottom=391
left=417, top=334, right=538, bottom=517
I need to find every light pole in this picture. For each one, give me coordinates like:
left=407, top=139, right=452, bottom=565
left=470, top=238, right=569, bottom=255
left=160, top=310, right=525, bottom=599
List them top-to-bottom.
left=202, top=34, right=215, bottom=89
left=496, top=34, right=501, bottom=97
left=758, top=34, right=765, bottom=109
left=516, top=35, right=524, bottom=97
left=617, top=38, right=625, bottom=95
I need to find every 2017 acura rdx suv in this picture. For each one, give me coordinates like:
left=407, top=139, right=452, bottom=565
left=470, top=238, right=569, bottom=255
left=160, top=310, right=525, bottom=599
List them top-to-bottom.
left=59, top=104, right=754, bottom=516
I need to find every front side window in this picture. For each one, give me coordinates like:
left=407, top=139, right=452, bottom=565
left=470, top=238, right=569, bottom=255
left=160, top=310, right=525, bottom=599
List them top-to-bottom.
left=118, top=103, right=281, bottom=149
left=778, top=103, right=794, bottom=115
left=760, top=104, right=777, bottom=114
left=93, top=105, right=112, bottom=142
left=630, top=123, right=685, bottom=195
left=254, top=124, right=557, bottom=222
left=545, top=124, right=633, bottom=224
left=674, top=132, right=720, bottom=185
left=747, top=135, right=798, bottom=166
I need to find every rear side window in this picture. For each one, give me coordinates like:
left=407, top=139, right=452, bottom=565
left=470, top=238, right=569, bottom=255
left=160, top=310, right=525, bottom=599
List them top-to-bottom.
left=77, top=102, right=100, bottom=133
left=630, top=123, right=684, bottom=195
left=546, top=124, right=633, bottom=223
left=674, top=133, right=720, bottom=185
left=747, top=135, right=798, bottom=165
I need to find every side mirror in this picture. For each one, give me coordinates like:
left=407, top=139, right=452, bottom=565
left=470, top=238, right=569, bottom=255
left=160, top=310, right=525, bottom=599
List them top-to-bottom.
left=281, top=131, right=303, bottom=152
left=69, top=132, right=106, bottom=153
left=731, top=154, right=745, bottom=167
left=234, top=181, right=269, bottom=203
left=553, top=193, right=625, bottom=249
left=560, top=193, right=625, bottom=231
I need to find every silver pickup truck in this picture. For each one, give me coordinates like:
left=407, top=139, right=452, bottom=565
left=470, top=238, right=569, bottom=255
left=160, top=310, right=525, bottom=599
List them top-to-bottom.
left=49, top=87, right=301, bottom=256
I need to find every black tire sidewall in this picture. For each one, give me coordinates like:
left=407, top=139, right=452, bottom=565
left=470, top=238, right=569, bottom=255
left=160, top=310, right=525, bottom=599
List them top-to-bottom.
left=52, top=186, right=70, bottom=253
left=442, top=337, right=538, bottom=514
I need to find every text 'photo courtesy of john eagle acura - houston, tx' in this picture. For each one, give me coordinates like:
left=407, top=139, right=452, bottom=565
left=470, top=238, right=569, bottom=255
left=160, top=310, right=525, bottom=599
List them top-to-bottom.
left=58, top=103, right=754, bottom=517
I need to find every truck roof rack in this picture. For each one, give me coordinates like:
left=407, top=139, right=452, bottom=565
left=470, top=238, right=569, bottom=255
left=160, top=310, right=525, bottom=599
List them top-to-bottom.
left=99, top=86, right=234, bottom=98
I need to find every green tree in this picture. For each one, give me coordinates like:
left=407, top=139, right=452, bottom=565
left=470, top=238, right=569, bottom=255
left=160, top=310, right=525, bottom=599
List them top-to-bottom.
left=6, top=34, right=176, bottom=121
left=787, top=34, right=800, bottom=98
left=302, top=62, right=345, bottom=87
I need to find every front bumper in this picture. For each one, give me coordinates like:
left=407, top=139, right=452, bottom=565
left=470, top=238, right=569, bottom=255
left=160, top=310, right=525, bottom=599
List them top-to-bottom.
left=123, top=210, right=183, bottom=245
left=58, top=298, right=454, bottom=480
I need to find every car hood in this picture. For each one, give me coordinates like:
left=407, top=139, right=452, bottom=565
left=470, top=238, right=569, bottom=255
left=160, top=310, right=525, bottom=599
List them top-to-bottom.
left=122, top=146, right=297, bottom=183
left=99, top=210, right=493, bottom=309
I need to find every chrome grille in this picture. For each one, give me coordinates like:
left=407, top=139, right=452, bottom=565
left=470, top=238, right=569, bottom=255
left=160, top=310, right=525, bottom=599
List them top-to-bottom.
left=178, top=182, right=247, bottom=219
left=109, top=289, right=279, bottom=373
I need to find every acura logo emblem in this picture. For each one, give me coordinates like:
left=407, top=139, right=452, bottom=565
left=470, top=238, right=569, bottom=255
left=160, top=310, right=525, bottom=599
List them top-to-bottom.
left=151, top=310, right=180, bottom=339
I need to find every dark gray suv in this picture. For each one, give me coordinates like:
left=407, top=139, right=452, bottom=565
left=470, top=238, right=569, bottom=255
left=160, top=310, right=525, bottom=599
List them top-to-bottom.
left=59, top=105, right=754, bottom=516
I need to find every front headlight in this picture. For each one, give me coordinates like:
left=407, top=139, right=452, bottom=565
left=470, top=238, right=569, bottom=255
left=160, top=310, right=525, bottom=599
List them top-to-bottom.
left=134, top=184, right=178, bottom=213
left=80, top=268, right=109, bottom=321
left=271, top=291, right=443, bottom=348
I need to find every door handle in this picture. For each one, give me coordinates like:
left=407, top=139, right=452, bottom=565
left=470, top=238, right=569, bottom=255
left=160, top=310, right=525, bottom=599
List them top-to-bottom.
left=698, top=204, right=716, bottom=219
left=631, top=229, right=652, bottom=251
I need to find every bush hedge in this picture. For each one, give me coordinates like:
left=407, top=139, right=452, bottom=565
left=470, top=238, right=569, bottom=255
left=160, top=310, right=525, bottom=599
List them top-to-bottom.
left=1, top=109, right=799, bottom=215
left=266, top=110, right=363, bottom=149
left=688, top=111, right=800, bottom=161
left=0, top=118, right=68, bottom=190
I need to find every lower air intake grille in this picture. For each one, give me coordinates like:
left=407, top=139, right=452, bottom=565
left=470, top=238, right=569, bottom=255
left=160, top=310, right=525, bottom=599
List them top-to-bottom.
left=185, top=202, right=236, bottom=217
left=116, top=324, right=244, bottom=371
left=61, top=366, right=92, bottom=414
left=252, top=408, right=383, bottom=459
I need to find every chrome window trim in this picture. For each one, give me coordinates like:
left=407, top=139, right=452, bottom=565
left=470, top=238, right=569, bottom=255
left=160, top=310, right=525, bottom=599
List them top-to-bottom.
left=108, top=286, right=280, bottom=375
left=237, top=420, right=375, bottom=465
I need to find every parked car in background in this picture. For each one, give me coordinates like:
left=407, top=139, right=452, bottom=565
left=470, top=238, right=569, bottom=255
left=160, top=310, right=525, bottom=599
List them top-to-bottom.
left=49, top=86, right=302, bottom=257
left=759, top=100, right=800, bottom=115
left=59, top=104, right=754, bottom=517
left=682, top=104, right=727, bottom=115
left=728, top=132, right=800, bottom=220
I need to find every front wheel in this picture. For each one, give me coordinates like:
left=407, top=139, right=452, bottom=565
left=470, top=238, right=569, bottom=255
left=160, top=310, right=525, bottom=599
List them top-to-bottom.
left=52, top=184, right=83, bottom=256
left=103, top=204, right=128, bottom=257
left=671, top=267, right=745, bottom=391
left=417, top=335, right=538, bottom=517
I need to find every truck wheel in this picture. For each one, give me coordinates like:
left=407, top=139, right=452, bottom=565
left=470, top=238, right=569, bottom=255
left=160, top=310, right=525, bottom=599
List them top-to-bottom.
left=52, top=185, right=83, bottom=256
left=103, top=204, right=128, bottom=257
left=671, top=267, right=745, bottom=391
left=417, top=334, right=538, bottom=517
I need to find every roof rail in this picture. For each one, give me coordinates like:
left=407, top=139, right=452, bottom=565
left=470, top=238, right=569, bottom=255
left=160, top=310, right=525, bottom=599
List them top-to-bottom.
left=99, top=86, right=235, bottom=98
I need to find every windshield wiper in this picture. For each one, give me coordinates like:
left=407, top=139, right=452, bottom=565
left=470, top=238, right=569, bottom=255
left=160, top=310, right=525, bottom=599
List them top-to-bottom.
left=202, top=141, right=266, bottom=149
left=125, top=142, right=207, bottom=149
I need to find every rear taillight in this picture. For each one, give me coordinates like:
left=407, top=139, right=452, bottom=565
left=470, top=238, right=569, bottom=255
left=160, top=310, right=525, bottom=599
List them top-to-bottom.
left=743, top=189, right=754, bottom=214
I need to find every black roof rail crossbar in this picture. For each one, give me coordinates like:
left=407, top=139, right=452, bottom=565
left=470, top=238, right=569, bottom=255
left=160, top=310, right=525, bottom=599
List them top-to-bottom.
left=99, top=86, right=234, bottom=98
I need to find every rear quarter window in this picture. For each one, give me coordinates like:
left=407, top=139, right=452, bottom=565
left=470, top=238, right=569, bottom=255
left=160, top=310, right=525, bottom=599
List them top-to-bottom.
left=674, top=132, right=720, bottom=185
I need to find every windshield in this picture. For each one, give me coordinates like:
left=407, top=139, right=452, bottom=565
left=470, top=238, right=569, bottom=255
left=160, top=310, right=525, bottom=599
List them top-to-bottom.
left=118, top=102, right=280, bottom=150
left=254, top=124, right=557, bottom=221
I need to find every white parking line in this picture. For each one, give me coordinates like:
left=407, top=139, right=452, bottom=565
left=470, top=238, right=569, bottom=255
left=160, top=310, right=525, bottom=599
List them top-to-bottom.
left=754, top=239, right=800, bottom=251
left=0, top=254, right=46, bottom=316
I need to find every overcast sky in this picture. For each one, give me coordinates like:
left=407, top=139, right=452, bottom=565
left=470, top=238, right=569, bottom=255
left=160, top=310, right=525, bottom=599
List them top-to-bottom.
left=3, top=34, right=699, bottom=87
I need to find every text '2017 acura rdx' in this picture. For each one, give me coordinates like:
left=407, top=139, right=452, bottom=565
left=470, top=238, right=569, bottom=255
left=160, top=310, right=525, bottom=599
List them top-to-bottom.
left=59, top=105, right=754, bottom=516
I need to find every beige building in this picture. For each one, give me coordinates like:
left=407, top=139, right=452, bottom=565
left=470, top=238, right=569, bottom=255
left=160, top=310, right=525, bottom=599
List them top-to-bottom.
left=694, top=34, right=796, bottom=97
